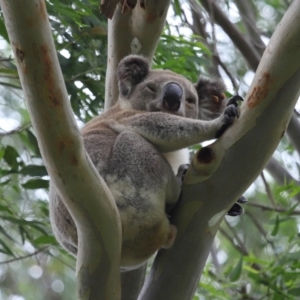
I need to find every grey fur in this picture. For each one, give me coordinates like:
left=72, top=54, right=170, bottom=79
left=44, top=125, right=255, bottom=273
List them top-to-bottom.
left=49, top=55, right=237, bottom=270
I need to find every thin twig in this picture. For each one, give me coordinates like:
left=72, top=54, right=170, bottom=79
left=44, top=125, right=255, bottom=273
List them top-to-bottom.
left=0, top=123, right=31, bottom=137
left=260, top=171, right=277, bottom=207
left=247, top=201, right=300, bottom=214
left=245, top=210, right=275, bottom=250
left=224, top=218, right=248, bottom=255
left=219, top=226, right=248, bottom=256
left=0, top=246, right=49, bottom=265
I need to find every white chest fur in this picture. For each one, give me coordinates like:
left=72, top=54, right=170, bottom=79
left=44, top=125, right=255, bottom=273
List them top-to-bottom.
left=162, top=148, right=190, bottom=174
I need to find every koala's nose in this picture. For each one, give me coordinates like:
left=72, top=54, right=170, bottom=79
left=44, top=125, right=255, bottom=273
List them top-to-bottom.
left=163, top=83, right=183, bottom=111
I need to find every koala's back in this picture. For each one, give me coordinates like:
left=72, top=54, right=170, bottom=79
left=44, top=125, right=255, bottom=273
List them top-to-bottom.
left=50, top=105, right=178, bottom=268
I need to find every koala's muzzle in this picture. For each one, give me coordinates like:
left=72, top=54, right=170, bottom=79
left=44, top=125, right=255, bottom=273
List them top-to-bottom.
left=162, top=83, right=183, bottom=111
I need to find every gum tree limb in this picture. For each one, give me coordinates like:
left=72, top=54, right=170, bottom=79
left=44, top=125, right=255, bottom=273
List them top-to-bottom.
left=104, top=0, right=171, bottom=110
left=0, top=1, right=121, bottom=299
left=139, top=1, right=300, bottom=299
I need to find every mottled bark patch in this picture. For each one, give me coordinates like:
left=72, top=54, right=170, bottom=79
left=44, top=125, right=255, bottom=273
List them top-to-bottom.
left=16, top=48, right=25, bottom=62
left=247, top=72, right=271, bottom=107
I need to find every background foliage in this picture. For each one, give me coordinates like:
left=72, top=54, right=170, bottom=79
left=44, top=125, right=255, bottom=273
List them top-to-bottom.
left=0, top=0, right=299, bottom=299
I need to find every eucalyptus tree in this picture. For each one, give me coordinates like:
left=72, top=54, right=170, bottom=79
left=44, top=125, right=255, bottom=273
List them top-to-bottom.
left=0, top=1, right=300, bottom=299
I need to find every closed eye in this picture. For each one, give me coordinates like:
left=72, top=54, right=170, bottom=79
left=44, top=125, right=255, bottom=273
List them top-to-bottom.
left=146, top=85, right=156, bottom=92
left=187, top=97, right=195, bottom=104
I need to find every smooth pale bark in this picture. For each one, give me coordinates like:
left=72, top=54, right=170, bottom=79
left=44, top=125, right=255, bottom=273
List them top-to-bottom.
left=104, top=0, right=171, bottom=110
left=0, top=1, right=121, bottom=299
left=139, top=1, right=300, bottom=299
left=121, top=264, right=147, bottom=300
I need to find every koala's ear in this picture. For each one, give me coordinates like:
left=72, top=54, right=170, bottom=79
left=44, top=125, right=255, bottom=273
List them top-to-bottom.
left=117, top=55, right=150, bottom=97
left=195, top=77, right=227, bottom=120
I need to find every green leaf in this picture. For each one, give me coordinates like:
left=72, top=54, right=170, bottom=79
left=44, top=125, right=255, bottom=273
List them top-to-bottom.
left=0, top=18, right=9, bottom=42
left=0, top=68, right=18, bottom=75
left=0, top=81, right=21, bottom=89
left=24, top=129, right=41, bottom=156
left=3, top=145, right=20, bottom=171
left=20, top=165, right=48, bottom=177
left=22, top=179, right=49, bottom=189
left=0, top=203, right=13, bottom=214
left=271, top=214, right=280, bottom=236
left=33, top=236, right=56, bottom=245
left=0, top=238, right=15, bottom=256
left=244, top=256, right=269, bottom=265
left=229, top=257, right=243, bottom=282
left=289, top=287, right=300, bottom=295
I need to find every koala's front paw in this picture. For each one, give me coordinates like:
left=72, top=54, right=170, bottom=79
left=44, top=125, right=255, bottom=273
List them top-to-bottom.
left=215, top=104, right=239, bottom=138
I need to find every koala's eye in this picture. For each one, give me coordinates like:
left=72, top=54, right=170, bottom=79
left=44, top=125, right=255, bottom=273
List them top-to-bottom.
left=146, top=85, right=156, bottom=93
left=187, top=97, right=196, bottom=104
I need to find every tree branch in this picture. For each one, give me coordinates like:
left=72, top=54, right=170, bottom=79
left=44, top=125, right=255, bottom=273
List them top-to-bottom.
left=105, top=0, right=171, bottom=110
left=189, top=0, right=239, bottom=92
left=199, top=0, right=261, bottom=71
left=233, top=0, right=266, bottom=57
left=0, top=1, right=121, bottom=299
left=139, top=1, right=300, bottom=298
left=287, top=111, right=300, bottom=154
left=266, top=157, right=299, bottom=185
left=260, top=171, right=276, bottom=207
left=247, top=201, right=300, bottom=215
left=245, top=210, right=274, bottom=248
left=224, top=219, right=248, bottom=255
left=219, top=227, right=248, bottom=256
left=0, top=247, right=49, bottom=265
left=121, top=264, right=147, bottom=300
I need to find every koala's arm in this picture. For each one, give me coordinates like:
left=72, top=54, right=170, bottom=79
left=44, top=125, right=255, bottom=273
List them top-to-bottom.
left=107, top=105, right=238, bottom=153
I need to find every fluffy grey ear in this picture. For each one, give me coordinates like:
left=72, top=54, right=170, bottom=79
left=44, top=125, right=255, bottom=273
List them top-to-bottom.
left=117, top=55, right=150, bottom=97
left=195, top=77, right=227, bottom=120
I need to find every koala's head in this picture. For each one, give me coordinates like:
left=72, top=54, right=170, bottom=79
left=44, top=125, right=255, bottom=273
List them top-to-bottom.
left=116, top=55, right=227, bottom=120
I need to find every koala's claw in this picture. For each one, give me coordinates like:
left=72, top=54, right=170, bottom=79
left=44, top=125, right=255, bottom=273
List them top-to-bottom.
left=227, top=95, right=243, bottom=107
left=215, top=104, right=239, bottom=138
left=227, top=195, right=248, bottom=217
left=237, top=195, right=248, bottom=204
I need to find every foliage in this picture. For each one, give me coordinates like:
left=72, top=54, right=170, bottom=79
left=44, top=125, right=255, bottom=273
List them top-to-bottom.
left=0, top=0, right=299, bottom=299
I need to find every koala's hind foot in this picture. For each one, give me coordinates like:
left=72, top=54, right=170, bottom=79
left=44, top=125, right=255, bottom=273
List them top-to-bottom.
left=227, top=196, right=248, bottom=216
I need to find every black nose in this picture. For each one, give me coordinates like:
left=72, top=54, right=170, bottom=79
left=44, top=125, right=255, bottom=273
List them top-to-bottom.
left=163, top=83, right=183, bottom=111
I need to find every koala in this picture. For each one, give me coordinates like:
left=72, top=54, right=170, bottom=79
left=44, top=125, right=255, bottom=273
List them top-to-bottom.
left=49, top=55, right=240, bottom=270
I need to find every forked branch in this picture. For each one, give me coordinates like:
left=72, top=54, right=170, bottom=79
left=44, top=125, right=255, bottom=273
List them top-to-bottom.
left=0, top=1, right=121, bottom=299
left=139, top=1, right=300, bottom=299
